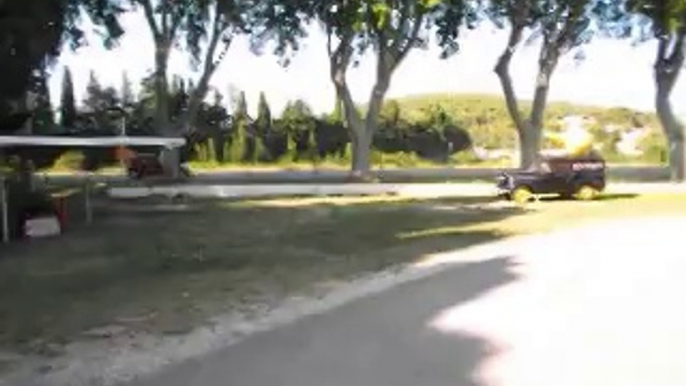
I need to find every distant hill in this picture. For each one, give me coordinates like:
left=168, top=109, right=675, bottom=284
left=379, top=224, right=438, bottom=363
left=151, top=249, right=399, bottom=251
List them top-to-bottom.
left=381, top=93, right=662, bottom=150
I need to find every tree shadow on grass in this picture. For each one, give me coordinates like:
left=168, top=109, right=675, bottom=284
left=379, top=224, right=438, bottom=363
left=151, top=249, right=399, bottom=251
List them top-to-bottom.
left=536, top=193, right=639, bottom=203
left=594, top=193, right=639, bottom=201
left=0, top=195, right=526, bottom=361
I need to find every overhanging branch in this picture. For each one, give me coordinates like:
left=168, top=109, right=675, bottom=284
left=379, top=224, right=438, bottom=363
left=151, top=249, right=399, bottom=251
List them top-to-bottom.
left=137, top=0, right=161, bottom=39
left=161, top=0, right=170, bottom=35
left=390, top=0, right=411, bottom=54
left=397, top=12, right=423, bottom=63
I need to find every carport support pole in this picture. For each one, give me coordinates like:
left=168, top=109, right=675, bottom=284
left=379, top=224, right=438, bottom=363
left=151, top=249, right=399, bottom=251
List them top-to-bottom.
left=84, top=175, right=93, bottom=225
left=1, top=176, right=8, bottom=244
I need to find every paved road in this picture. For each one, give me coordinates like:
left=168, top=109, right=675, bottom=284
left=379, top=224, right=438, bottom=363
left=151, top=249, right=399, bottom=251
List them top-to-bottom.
left=46, top=165, right=671, bottom=186
left=107, top=180, right=686, bottom=200
left=126, top=216, right=686, bottom=386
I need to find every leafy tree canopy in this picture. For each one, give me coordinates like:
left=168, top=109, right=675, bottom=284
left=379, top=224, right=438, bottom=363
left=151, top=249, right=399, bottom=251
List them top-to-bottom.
left=0, top=0, right=125, bottom=123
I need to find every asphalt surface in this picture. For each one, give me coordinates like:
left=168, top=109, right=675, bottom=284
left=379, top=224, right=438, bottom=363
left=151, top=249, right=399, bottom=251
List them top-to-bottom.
left=46, top=165, right=671, bottom=186
left=105, top=181, right=686, bottom=200
left=125, top=216, right=686, bottom=386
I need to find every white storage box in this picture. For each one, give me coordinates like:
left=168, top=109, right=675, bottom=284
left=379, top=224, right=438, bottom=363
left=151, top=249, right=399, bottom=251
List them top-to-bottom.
left=25, top=216, right=61, bottom=238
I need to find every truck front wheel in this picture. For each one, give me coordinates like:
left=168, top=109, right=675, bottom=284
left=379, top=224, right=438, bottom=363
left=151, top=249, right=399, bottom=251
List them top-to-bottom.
left=574, top=184, right=600, bottom=201
left=512, top=186, right=533, bottom=204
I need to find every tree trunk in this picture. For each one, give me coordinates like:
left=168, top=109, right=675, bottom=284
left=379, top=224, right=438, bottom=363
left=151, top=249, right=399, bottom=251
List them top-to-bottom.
left=496, top=21, right=562, bottom=171
left=495, top=25, right=530, bottom=169
left=494, top=26, right=525, bottom=125
left=327, top=32, right=395, bottom=179
left=654, top=34, right=686, bottom=182
left=155, top=39, right=179, bottom=178
left=154, top=41, right=171, bottom=134
left=331, top=60, right=369, bottom=177
left=523, top=62, right=555, bottom=169
left=350, top=77, right=389, bottom=176
left=656, top=87, right=685, bottom=181
left=517, top=123, right=540, bottom=170
left=351, top=129, right=373, bottom=177
left=671, top=137, right=686, bottom=182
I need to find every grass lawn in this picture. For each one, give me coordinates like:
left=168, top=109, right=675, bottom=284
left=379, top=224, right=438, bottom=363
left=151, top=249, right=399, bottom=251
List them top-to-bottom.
left=0, top=192, right=685, bottom=362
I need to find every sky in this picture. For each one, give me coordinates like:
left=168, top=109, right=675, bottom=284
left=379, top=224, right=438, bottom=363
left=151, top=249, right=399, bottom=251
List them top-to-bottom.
left=46, top=10, right=686, bottom=119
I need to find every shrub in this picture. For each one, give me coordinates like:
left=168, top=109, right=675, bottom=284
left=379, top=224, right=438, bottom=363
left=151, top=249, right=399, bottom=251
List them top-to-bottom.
left=51, top=151, right=85, bottom=171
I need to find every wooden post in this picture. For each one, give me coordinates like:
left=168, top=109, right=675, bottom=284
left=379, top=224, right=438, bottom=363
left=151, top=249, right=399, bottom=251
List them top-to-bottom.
left=84, top=175, right=93, bottom=225
left=1, top=176, right=8, bottom=244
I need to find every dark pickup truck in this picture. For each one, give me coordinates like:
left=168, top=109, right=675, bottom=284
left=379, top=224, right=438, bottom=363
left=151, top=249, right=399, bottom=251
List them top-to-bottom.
left=497, top=152, right=606, bottom=203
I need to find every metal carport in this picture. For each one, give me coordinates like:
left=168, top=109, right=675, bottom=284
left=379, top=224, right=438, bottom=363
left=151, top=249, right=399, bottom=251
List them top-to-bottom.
left=0, top=135, right=186, bottom=243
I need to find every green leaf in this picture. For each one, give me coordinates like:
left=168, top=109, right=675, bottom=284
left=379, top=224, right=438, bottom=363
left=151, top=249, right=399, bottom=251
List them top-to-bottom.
left=421, top=0, right=443, bottom=8
left=371, top=2, right=390, bottom=28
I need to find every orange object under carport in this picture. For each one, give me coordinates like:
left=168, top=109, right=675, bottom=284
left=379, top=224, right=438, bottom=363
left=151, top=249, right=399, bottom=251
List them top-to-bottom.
left=51, top=188, right=83, bottom=231
left=53, top=195, right=68, bottom=229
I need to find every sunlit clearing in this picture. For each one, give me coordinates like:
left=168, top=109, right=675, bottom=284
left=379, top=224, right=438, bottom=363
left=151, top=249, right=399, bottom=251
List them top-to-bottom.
left=426, top=217, right=686, bottom=386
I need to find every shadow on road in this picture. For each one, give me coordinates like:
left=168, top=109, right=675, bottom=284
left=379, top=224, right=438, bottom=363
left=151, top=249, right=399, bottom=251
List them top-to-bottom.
left=127, top=256, right=520, bottom=386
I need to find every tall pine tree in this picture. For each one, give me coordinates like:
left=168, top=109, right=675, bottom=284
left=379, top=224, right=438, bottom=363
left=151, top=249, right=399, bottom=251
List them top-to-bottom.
left=60, top=67, right=77, bottom=128
left=31, top=68, right=54, bottom=134
left=82, top=71, right=120, bottom=133
left=83, top=71, right=103, bottom=114
left=121, top=71, right=134, bottom=107
left=169, top=76, right=189, bottom=122
left=229, top=91, right=249, bottom=162
left=255, top=92, right=273, bottom=161
left=256, top=92, right=271, bottom=133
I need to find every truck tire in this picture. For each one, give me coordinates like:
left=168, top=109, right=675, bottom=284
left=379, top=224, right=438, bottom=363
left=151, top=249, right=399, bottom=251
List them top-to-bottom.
left=574, top=184, right=600, bottom=201
left=512, top=186, right=533, bottom=204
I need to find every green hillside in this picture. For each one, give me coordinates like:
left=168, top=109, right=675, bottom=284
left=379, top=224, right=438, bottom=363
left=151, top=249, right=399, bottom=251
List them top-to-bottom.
left=381, top=93, right=663, bottom=158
